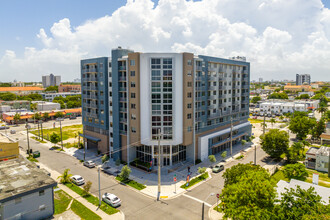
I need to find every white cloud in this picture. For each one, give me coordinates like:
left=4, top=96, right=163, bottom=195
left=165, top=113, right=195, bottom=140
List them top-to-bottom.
left=1, top=0, right=330, bottom=81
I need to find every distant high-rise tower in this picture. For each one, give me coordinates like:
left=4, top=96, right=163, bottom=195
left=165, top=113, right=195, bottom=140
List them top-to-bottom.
left=42, top=73, right=61, bottom=88
left=296, top=74, right=311, bottom=85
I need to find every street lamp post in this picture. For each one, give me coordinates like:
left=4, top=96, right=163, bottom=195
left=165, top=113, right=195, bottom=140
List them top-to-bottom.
left=57, top=118, right=64, bottom=150
left=39, top=120, right=43, bottom=141
left=26, top=122, right=31, bottom=157
left=202, top=193, right=215, bottom=220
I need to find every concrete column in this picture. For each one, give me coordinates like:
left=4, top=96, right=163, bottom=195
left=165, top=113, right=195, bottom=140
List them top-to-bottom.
left=170, top=144, right=172, bottom=166
left=152, top=145, right=154, bottom=167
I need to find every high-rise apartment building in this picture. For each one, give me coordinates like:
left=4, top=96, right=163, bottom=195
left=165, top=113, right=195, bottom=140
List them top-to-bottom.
left=81, top=48, right=251, bottom=166
left=42, top=73, right=61, bottom=88
left=296, top=74, right=311, bottom=85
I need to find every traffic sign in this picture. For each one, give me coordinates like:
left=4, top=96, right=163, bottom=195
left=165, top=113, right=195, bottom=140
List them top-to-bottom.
left=174, top=177, right=177, bottom=182
left=216, top=194, right=219, bottom=198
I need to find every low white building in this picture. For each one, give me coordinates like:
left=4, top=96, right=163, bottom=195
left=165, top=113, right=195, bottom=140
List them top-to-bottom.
left=41, top=92, right=80, bottom=102
left=259, top=100, right=319, bottom=114
left=32, top=101, right=61, bottom=111
left=305, top=146, right=330, bottom=172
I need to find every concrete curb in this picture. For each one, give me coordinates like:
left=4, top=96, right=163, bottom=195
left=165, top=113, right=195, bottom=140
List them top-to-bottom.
left=208, top=202, right=224, bottom=220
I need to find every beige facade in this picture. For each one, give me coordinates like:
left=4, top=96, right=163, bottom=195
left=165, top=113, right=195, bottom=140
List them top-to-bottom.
left=128, top=53, right=141, bottom=146
left=182, top=53, right=194, bottom=146
left=83, top=130, right=108, bottom=153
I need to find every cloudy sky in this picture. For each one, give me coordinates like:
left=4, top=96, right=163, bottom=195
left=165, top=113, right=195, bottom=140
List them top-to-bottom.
left=1, top=0, right=330, bottom=82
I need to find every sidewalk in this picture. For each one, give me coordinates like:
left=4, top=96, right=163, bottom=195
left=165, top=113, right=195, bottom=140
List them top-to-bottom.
left=118, top=141, right=256, bottom=199
left=18, top=146, right=124, bottom=220
left=40, top=163, right=125, bottom=220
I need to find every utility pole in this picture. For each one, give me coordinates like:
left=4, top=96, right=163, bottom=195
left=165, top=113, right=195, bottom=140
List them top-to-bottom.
left=263, top=113, right=266, bottom=135
left=230, top=116, right=233, bottom=156
left=57, top=118, right=64, bottom=150
left=40, top=121, right=43, bottom=141
left=37, top=122, right=40, bottom=139
left=26, top=123, right=31, bottom=157
left=157, top=129, right=161, bottom=201
left=254, top=145, right=257, bottom=165
left=328, top=148, right=330, bottom=178
left=98, top=166, right=101, bottom=206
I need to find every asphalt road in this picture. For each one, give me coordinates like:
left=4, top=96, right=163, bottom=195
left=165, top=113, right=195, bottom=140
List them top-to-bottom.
left=15, top=131, right=268, bottom=220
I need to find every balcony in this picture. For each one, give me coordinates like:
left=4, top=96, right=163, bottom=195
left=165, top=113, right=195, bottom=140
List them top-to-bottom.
left=119, top=66, right=126, bottom=71
left=196, top=66, right=203, bottom=71
left=208, top=67, right=218, bottom=72
left=83, top=68, right=97, bottom=73
left=86, top=76, right=98, bottom=81
left=119, top=76, right=127, bottom=81
left=195, top=76, right=204, bottom=81
left=208, top=76, right=217, bottom=81
left=86, top=85, right=98, bottom=90
left=208, top=85, right=218, bottom=90
left=232, top=85, right=241, bottom=89
left=242, top=85, right=249, bottom=89
left=218, top=86, right=225, bottom=90
left=119, top=87, right=127, bottom=92
left=242, top=92, right=249, bottom=96
left=233, top=93, right=241, bottom=97
left=87, top=94, right=98, bottom=99
left=218, top=94, right=226, bottom=98
left=209, top=95, right=217, bottom=100
left=196, top=96, right=206, bottom=102
left=120, top=97, right=127, bottom=102
left=87, top=102, right=98, bottom=108
left=207, top=104, right=216, bottom=110
left=120, top=107, right=127, bottom=112
left=86, top=112, right=98, bottom=118
left=208, top=112, right=221, bottom=119
left=120, top=117, right=128, bottom=123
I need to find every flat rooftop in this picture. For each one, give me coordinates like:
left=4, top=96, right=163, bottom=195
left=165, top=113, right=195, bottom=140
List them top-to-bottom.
left=0, top=155, right=56, bottom=202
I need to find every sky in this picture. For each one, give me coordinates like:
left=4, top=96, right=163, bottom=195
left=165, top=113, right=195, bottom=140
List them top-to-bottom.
left=1, top=0, right=330, bottom=82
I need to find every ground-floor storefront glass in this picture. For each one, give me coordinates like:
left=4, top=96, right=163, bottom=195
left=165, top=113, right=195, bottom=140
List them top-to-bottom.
left=136, top=145, right=186, bottom=167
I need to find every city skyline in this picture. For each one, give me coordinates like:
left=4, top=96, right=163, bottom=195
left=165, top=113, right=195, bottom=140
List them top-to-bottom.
left=1, top=0, right=330, bottom=82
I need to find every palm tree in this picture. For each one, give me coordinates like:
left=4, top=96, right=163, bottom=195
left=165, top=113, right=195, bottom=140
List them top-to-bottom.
left=317, top=106, right=327, bottom=117
left=42, top=112, right=50, bottom=121
left=13, top=113, right=21, bottom=125
left=270, top=118, right=276, bottom=128
left=57, top=168, right=72, bottom=184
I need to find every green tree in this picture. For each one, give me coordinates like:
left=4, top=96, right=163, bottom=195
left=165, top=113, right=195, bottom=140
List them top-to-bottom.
left=44, top=86, right=58, bottom=92
left=0, top=92, right=16, bottom=101
left=268, top=92, right=288, bottom=99
left=295, top=94, right=310, bottom=99
left=251, top=96, right=261, bottom=104
left=53, top=100, right=65, bottom=109
left=30, top=102, right=37, bottom=111
left=317, top=106, right=328, bottom=117
left=34, top=112, right=41, bottom=120
left=42, top=112, right=50, bottom=121
left=55, top=112, right=64, bottom=118
left=13, top=113, right=21, bottom=125
left=289, top=114, right=315, bottom=140
left=270, top=118, right=276, bottom=128
left=311, top=118, right=326, bottom=140
left=260, top=129, right=289, bottom=159
left=50, top=132, right=61, bottom=146
left=241, top=139, right=247, bottom=146
left=286, top=142, right=305, bottom=163
left=221, top=151, right=227, bottom=159
left=102, top=154, right=109, bottom=163
left=208, top=155, right=216, bottom=163
left=115, top=158, right=121, bottom=167
left=222, top=163, right=267, bottom=186
left=283, top=163, right=308, bottom=181
left=220, top=164, right=276, bottom=220
left=120, top=165, right=131, bottom=180
left=198, top=167, right=207, bottom=174
left=57, top=168, right=72, bottom=184
left=82, top=181, right=92, bottom=196
left=274, top=186, right=329, bottom=220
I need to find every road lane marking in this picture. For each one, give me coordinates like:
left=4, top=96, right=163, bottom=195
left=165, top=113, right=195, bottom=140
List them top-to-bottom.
left=182, top=194, right=212, bottom=207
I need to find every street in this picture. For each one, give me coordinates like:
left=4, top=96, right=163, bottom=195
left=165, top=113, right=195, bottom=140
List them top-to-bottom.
left=14, top=128, right=268, bottom=220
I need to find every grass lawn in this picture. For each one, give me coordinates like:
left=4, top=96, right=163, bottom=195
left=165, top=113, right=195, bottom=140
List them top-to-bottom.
left=248, top=118, right=264, bottom=123
left=31, top=124, right=82, bottom=141
left=31, top=136, right=47, bottom=143
left=235, top=155, right=244, bottom=160
left=26, top=156, right=38, bottom=162
left=306, top=169, right=330, bottom=182
left=180, top=172, right=209, bottom=189
left=115, top=176, right=146, bottom=190
left=64, top=183, right=119, bottom=215
left=54, top=190, right=71, bottom=215
left=71, top=199, right=101, bottom=220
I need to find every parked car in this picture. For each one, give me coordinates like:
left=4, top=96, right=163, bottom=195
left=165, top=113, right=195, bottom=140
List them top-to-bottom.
left=252, top=113, right=256, bottom=116
left=272, top=114, right=276, bottom=118
left=69, top=115, right=77, bottom=120
left=253, top=116, right=258, bottom=119
left=0, top=126, right=9, bottom=130
left=10, top=130, right=16, bottom=134
left=83, top=160, right=96, bottom=168
left=212, top=163, right=224, bottom=173
left=70, top=175, right=85, bottom=185
left=102, top=193, right=121, bottom=207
